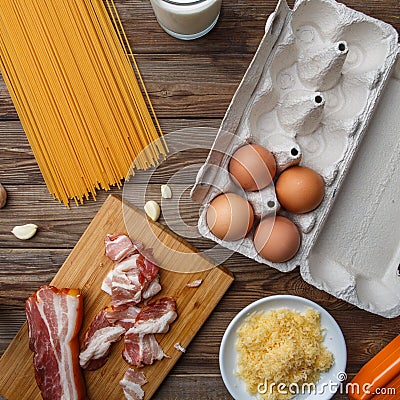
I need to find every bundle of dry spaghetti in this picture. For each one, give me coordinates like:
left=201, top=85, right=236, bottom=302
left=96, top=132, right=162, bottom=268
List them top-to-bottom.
left=0, top=0, right=166, bottom=206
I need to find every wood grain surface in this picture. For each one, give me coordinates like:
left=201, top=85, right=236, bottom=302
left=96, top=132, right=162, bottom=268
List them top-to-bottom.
left=0, top=0, right=400, bottom=399
left=0, top=195, right=233, bottom=400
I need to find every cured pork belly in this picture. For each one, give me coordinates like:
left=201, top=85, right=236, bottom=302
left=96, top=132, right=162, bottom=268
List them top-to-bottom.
left=105, top=233, right=136, bottom=262
left=100, top=234, right=178, bottom=373
left=101, top=253, right=161, bottom=308
left=136, top=253, right=158, bottom=282
left=137, top=254, right=161, bottom=300
left=110, top=255, right=145, bottom=308
left=142, top=276, right=162, bottom=301
left=25, top=286, right=87, bottom=400
left=123, top=297, right=177, bottom=367
left=127, top=297, right=177, bottom=335
left=105, top=305, right=141, bottom=330
left=79, top=309, right=125, bottom=370
left=123, top=333, right=165, bottom=367
left=120, top=369, right=147, bottom=400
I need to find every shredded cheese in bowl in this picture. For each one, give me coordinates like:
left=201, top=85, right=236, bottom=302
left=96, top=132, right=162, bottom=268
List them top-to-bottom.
left=235, top=307, right=334, bottom=400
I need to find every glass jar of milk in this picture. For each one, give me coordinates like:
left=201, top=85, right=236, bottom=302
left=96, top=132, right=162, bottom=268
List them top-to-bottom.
left=150, top=0, right=222, bottom=40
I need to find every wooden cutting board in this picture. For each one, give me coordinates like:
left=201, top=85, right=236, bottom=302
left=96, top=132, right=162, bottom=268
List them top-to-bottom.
left=0, top=194, right=234, bottom=400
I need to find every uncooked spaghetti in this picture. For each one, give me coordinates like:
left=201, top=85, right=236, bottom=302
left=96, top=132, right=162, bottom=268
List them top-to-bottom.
left=0, top=0, right=166, bottom=206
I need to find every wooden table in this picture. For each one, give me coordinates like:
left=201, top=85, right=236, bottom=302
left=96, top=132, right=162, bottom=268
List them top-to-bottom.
left=0, top=1, right=399, bottom=399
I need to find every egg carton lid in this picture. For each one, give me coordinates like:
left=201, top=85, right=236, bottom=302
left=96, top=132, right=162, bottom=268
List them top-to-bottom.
left=191, top=0, right=400, bottom=318
left=301, top=52, right=400, bottom=318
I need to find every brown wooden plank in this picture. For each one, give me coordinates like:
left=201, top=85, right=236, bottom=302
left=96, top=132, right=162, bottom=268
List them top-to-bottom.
left=0, top=0, right=399, bottom=399
left=0, top=0, right=396, bottom=58
left=100, top=0, right=400, bottom=55
left=112, top=0, right=276, bottom=55
left=0, top=1, right=398, bottom=120
left=0, top=53, right=251, bottom=119
left=0, top=119, right=221, bottom=185
left=0, top=122, right=222, bottom=249
left=0, top=123, right=219, bottom=249
left=0, top=183, right=221, bottom=248
left=0, top=195, right=234, bottom=400
left=1, top=248, right=399, bottom=377
left=1, top=304, right=398, bottom=377
left=150, top=375, right=231, bottom=399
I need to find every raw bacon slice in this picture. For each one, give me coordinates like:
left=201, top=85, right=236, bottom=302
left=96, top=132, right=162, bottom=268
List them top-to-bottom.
left=105, top=233, right=136, bottom=262
left=100, top=234, right=177, bottom=371
left=101, top=252, right=161, bottom=307
left=136, top=253, right=159, bottom=283
left=137, top=254, right=161, bottom=301
left=111, top=255, right=145, bottom=308
left=101, top=257, right=136, bottom=297
left=142, top=276, right=162, bottom=301
left=25, top=286, right=87, bottom=400
left=127, top=297, right=177, bottom=335
left=122, top=298, right=177, bottom=367
left=105, top=305, right=141, bottom=330
left=79, top=309, right=125, bottom=370
left=122, top=333, right=165, bottom=367
left=120, top=369, right=147, bottom=400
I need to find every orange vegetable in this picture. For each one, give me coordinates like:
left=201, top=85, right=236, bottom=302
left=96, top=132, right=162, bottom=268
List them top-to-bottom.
left=348, top=334, right=400, bottom=400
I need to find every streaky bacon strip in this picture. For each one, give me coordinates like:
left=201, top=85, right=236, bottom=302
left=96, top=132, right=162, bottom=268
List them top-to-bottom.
left=105, top=233, right=137, bottom=262
left=100, top=234, right=178, bottom=374
left=101, top=251, right=161, bottom=309
left=136, top=253, right=158, bottom=282
left=111, top=255, right=145, bottom=309
left=142, top=276, right=162, bottom=302
left=25, top=286, right=87, bottom=400
left=123, top=297, right=177, bottom=367
left=127, top=297, right=177, bottom=335
left=105, top=305, right=141, bottom=330
left=79, top=309, right=125, bottom=370
left=123, top=333, right=165, bottom=367
left=120, top=369, right=147, bottom=400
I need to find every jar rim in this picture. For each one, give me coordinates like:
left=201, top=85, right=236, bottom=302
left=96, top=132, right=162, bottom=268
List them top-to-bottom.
left=158, top=0, right=209, bottom=5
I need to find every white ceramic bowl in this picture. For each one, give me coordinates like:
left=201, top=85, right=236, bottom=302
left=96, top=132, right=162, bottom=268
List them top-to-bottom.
left=219, top=295, right=347, bottom=400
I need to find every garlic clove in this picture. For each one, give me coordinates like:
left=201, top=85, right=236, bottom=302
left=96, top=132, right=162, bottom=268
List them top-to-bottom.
left=0, top=183, right=7, bottom=208
left=161, top=184, right=172, bottom=199
left=144, top=201, right=161, bottom=222
left=11, top=223, right=38, bottom=240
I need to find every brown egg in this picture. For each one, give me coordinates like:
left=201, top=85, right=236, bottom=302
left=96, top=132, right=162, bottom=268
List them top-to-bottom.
left=229, top=144, right=277, bottom=191
left=276, top=166, right=325, bottom=214
left=206, top=193, right=254, bottom=241
left=254, top=216, right=301, bottom=262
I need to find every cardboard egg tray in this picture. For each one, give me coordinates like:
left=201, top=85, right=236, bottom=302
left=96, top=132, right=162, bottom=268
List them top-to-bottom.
left=191, top=0, right=400, bottom=317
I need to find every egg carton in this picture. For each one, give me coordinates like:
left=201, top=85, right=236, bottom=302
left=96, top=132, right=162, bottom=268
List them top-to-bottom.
left=191, top=0, right=400, bottom=317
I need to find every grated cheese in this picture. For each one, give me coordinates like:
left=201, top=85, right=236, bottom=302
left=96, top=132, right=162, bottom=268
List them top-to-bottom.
left=235, top=307, right=334, bottom=400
